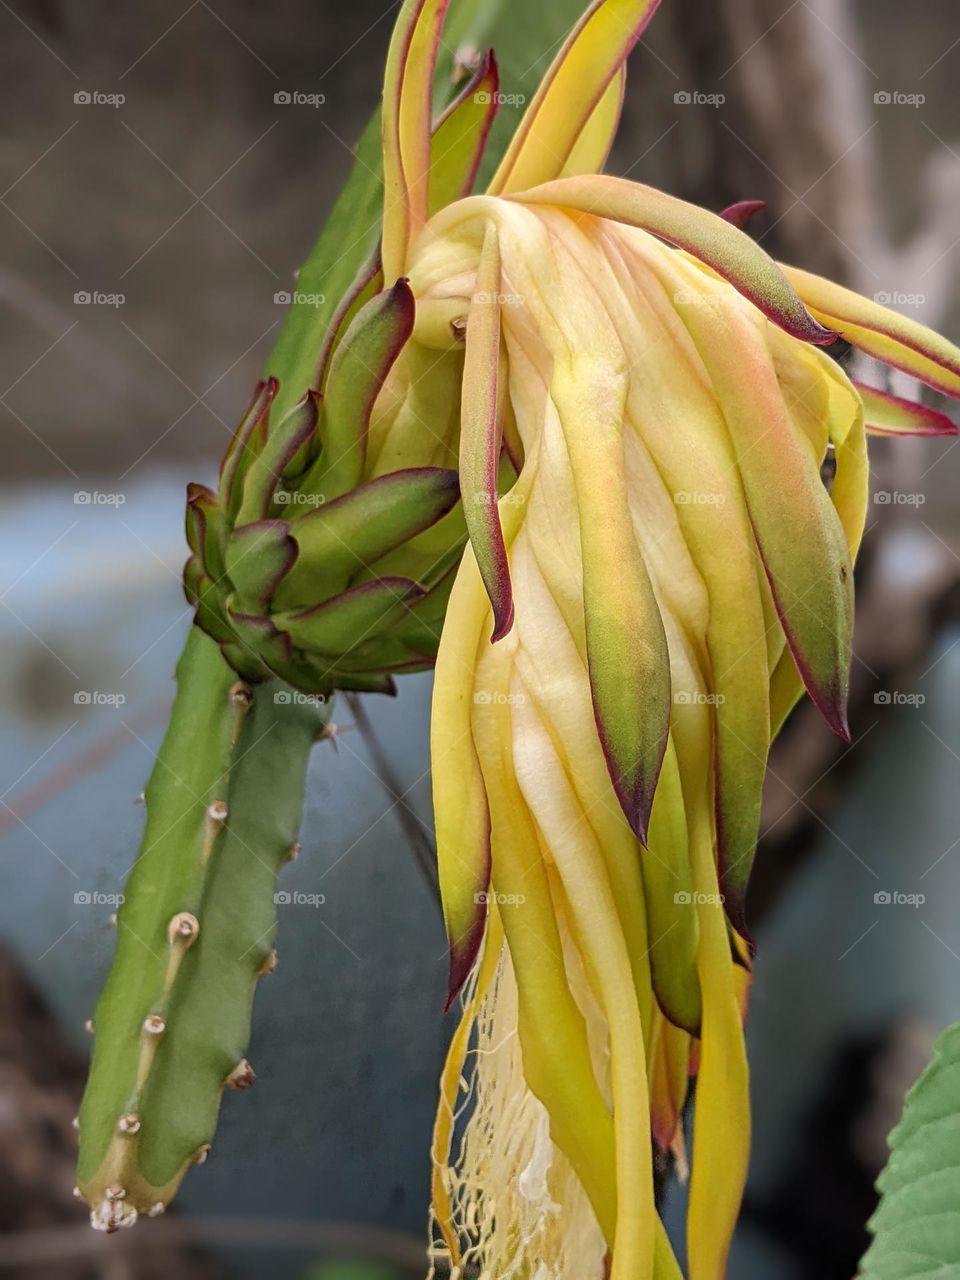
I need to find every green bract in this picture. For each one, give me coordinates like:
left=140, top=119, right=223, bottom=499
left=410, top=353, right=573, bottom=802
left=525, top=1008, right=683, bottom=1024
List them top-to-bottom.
left=184, top=280, right=465, bottom=695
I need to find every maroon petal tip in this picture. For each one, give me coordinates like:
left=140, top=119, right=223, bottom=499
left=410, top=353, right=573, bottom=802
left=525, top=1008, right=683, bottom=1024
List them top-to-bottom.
left=719, top=198, right=767, bottom=229
left=489, top=598, right=515, bottom=644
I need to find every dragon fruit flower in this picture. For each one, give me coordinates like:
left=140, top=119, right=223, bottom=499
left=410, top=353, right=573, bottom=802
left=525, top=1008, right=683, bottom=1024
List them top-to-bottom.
left=376, top=2, right=960, bottom=1277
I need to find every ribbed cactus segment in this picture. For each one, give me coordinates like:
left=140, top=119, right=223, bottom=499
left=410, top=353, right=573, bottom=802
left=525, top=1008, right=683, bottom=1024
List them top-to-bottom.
left=77, top=629, right=328, bottom=1229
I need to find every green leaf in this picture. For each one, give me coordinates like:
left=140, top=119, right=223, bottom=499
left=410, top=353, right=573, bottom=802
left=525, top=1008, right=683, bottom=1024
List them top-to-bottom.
left=860, top=1023, right=960, bottom=1279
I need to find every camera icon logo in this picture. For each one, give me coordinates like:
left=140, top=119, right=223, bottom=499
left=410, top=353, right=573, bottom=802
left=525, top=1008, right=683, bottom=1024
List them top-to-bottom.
left=74, top=90, right=91, bottom=105
left=674, top=90, right=692, bottom=105
left=874, top=90, right=892, bottom=105
left=274, top=91, right=292, bottom=105
left=274, top=290, right=291, bottom=304
left=74, top=291, right=91, bottom=305
left=273, top=690, right=292, bottom=704
left=74, top=691, right=92, bottom=704
left=874, top=691, right=892, bottom=705
left=74, top=890, right=92, bottom=904
left=274, top=890, right=292, bottom=905
left=874, top=890, right=892, bottom=904
left=673, top=891, right=692, bottom=905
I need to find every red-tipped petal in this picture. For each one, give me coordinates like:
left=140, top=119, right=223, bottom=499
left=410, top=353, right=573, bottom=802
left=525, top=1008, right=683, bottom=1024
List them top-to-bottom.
left=517, top=176, right=836, bottom=345
left=459, top=224, right=514, bottom=642
left=855, top=381, right=959, bottom=437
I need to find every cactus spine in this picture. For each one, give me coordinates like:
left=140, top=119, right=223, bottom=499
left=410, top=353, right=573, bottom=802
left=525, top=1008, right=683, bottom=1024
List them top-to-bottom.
left=78, top=630, right=328, bottom=1227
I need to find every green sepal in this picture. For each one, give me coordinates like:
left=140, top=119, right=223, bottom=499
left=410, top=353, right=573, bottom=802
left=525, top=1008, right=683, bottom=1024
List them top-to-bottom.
left=300, top=280, right=416, bottom=501
left=219, top=379, right=277, bottom=520
left=235, top=392, right=320, bottom=525
left=274, top=467, right=460, bottom=609
left=185, top=483, right=228, bottom=582
left=224, top=521, right=297, bottom=611
left=273, top=578, right=424, bottom=656
left=223, top=607, right=293, bottom=674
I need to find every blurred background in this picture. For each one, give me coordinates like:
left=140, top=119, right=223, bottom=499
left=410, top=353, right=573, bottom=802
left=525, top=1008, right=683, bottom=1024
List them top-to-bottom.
left=1, top=0, right=959, bottom=1276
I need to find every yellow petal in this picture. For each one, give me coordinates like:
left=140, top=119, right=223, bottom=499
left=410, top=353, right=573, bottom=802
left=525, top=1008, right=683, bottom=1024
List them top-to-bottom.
left=489, top=0, right=661, bottom=195
left=782, top=264, right=960, bottom=398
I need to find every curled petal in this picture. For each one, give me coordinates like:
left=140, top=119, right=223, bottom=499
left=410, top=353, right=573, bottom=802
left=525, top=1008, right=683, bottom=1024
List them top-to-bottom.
left=382, top=0, right=451, bottom=280
left=516, top=176, right=836, bottom=345
left=460, top=224, right=514, bottom=641
left=782, top=264, right=960, bottom=398
left=681, top=299, right=854, bottom=742
left=551, top=357, right=670, bottom=846
left=855, top=381, right=959, bottom=437
left=432, top=550, right=494, bottom=1007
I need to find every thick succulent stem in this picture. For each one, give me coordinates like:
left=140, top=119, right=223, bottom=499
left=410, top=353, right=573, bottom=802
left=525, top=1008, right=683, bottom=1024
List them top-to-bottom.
left=77, top=628, right=329, bottom=1229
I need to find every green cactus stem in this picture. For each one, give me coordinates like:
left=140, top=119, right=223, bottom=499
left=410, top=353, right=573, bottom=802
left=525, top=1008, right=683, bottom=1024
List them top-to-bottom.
left=77, top=628, right=328, bottom=1228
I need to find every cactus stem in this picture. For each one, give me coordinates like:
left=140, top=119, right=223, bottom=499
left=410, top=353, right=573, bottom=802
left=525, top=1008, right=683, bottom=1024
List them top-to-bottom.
left=78, top=630, right=329, bottom=1224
